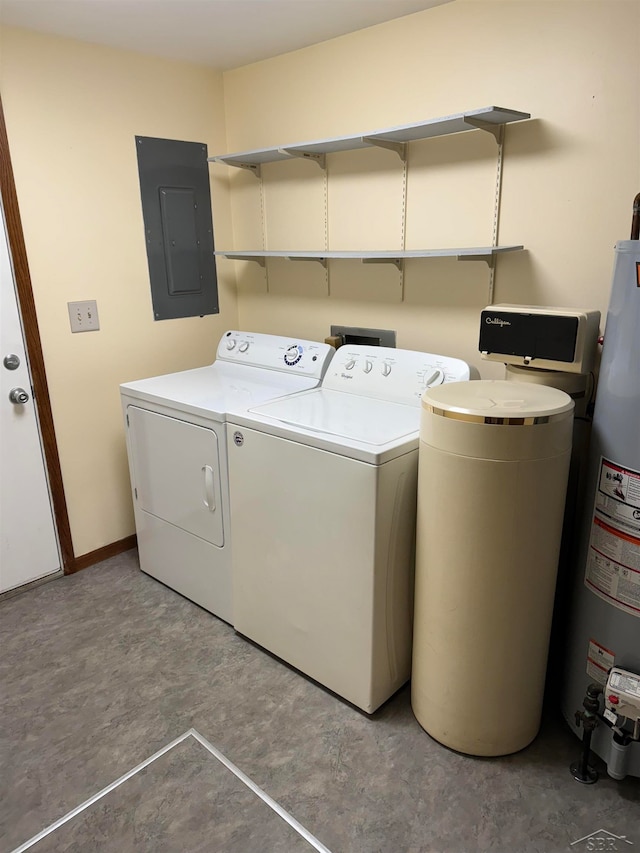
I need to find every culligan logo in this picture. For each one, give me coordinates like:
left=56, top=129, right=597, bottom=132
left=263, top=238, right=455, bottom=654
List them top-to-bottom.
left=485, top=317, right=512, bottom=327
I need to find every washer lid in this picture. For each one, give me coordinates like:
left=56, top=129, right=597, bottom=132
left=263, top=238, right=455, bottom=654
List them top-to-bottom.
left=423, top=379, right=574, bottom=421
left=249, top=388, right=419, bottom=446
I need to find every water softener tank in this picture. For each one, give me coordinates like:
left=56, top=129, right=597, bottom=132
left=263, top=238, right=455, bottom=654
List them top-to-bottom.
left=561, top=199, right=640, bottom=779
left=412, top=380, right=573, bottom=755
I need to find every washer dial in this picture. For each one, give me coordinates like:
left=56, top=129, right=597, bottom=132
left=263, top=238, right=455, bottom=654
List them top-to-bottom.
left=423, top=368, right=445, bottom=388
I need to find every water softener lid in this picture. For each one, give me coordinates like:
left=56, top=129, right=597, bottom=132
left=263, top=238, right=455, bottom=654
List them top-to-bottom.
left=422, top=380, right=574, bottom=423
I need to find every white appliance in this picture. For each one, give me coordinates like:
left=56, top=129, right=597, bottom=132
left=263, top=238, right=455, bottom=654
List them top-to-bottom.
left=120, top=331, right=333, bottom=624
left=226, top=345, right=471, bottom=713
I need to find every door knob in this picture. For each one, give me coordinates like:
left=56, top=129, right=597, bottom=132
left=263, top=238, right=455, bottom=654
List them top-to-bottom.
left=3, top=354, right=20, bottom=370
left=9, top=387, right=29, bottom=405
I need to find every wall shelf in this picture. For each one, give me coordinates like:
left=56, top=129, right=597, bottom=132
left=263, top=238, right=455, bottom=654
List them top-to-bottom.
left=211, top=105, right=531, bottom=300
left=208, top=106, right=530, bottom=173
left=215, top=246, right=524, bottom=269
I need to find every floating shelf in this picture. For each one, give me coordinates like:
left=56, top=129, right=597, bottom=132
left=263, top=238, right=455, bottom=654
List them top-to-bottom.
left=208, top=106, right=530, bottom=170
left=215, top=246, right=524, bottom=269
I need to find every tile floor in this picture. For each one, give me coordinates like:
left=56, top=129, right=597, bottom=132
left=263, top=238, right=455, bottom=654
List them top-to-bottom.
left=1, top=550, right=638, bottom=853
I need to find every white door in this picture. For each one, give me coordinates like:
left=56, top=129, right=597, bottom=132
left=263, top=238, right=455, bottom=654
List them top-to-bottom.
left=0, top=195, right=60, bottom=592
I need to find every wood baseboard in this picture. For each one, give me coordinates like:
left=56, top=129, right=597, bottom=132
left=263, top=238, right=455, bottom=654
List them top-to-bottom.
left=67, top=534, right=137, bottom=575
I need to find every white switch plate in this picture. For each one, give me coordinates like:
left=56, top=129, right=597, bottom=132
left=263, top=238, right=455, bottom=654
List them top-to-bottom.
left=68, top=300, right=100, bottom=333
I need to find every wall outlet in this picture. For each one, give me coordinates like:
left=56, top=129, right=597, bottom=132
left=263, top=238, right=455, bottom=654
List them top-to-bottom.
left=68, top=300, right=100, bottom=333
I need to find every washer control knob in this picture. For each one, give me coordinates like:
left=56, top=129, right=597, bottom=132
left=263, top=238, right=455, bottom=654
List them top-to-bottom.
left=226, top=339, right=236, bottom=350
left=238, top=342, right=250, bottom=353
left=344, top=359, right=356, bottom=370
left=363, top=360, right=373, bottom=374
left=381, top=362, right=392, bottom=377
left=424, top=368, right=444, bottom=387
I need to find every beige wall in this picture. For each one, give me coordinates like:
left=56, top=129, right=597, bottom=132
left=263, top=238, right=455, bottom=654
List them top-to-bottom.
left=221, top=0, right=639, bottom=369
left=1, top=1, right=638, bottom=558
left=0, top=27, right=238, bottom=556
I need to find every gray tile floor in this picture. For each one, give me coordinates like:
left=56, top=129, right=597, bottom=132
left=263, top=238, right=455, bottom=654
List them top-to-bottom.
left=1, top=550, right=638, bottom=853
left=27, top=733, right=320, bottom=852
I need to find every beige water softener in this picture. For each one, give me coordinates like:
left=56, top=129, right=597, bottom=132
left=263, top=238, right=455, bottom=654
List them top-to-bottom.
left=411, top=380, right=574, bottom=756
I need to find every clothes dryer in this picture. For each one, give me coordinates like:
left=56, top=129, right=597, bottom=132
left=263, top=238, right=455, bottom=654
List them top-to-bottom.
left=120, top=331, right=333, bottom=623
left=227, top=345, right=471, bottom=712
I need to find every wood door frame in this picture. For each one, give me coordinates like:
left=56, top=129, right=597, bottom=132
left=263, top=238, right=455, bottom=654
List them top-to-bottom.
left=0, top=95, right=75, bottom=571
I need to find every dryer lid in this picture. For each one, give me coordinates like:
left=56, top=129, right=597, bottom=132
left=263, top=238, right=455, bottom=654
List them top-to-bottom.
left=120, top=361, right=322, bottom=419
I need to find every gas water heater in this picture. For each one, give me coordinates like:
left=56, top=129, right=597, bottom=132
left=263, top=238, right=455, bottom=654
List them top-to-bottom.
left=561, top=195, right=640, bottom=782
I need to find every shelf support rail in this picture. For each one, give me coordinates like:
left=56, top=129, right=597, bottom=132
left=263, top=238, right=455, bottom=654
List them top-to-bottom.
left=460, top=117, right=506, bottom=302
left=487, top=123, right=506, bottom=303
left=323, top=162, right=330, bottom=295
left=258, top=172, right=270, bottom=292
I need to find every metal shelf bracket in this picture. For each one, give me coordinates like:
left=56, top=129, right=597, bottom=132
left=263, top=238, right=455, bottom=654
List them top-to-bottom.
left=461, top=115, right=502, bottom=143
left=361, top=137, right=407, bottom=162
left=280, top=149, right=326, bottom=169
left=223, top=160, right=262, bottom=177
left=457, top=253, right=496, bottom=268
left=224, top=254, right=266, bottom=267
left=287, top=256, right=328, bottom=268
left=362, top=257, right=404, bottom=271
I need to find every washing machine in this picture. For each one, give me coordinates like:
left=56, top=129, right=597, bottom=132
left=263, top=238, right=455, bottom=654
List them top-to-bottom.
left=120, top=331, right=333, bottom=623
left=226, top=345, right=471, bottom=712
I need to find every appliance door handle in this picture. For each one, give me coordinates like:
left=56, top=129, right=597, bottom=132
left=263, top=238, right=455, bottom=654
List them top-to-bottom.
left=202, top=465, right=216, bottom=512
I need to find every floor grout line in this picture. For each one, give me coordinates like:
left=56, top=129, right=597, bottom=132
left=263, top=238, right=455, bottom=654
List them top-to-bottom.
left=10, top=728, right=333, bottom=853
left=190, top=728, right=333, bottom=853
left=10, top=729, right=195, bottom=853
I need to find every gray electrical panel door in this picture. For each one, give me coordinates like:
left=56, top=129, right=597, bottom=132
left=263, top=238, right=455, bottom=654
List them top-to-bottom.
left=136, top=136, right=218, bottom=320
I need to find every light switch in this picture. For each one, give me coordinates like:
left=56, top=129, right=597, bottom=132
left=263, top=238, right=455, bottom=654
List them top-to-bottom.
left=68, top=300, right=100, bottom=333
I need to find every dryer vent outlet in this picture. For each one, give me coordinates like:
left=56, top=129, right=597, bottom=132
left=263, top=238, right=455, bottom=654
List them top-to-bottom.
left=329, top=325, right=396, bottom=348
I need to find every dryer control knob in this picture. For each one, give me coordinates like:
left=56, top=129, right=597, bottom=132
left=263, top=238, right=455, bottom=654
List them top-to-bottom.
left=226, top=339, right=237, bottom=350
left=238, top=342, right=250, bottom=353
left=284, top=345, right=302, bottom=365
left=345, top=359, right=356, bottom=370
left=363, top=360, right=373, bottom=374
left=381, top=362, right=392, bottom=377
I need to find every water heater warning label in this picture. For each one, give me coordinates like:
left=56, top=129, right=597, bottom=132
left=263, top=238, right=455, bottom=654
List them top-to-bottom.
left=584, top=457, right=640, bottom=618
left=586, top=639, right=615, bottom=684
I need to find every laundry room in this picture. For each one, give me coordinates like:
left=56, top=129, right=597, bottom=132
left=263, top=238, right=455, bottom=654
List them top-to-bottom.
left=1, top=1, right=639, bottom=851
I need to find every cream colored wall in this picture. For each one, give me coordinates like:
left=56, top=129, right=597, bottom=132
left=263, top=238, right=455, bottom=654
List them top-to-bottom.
left=221, top=0, right=639, bottom=373
left=1, top=2, right=638, bottom=557
left=0, top=27, right=238, bottom=556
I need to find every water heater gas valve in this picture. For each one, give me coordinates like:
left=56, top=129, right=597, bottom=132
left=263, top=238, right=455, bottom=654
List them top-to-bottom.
left=605, top=667, right=640, bottom=723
